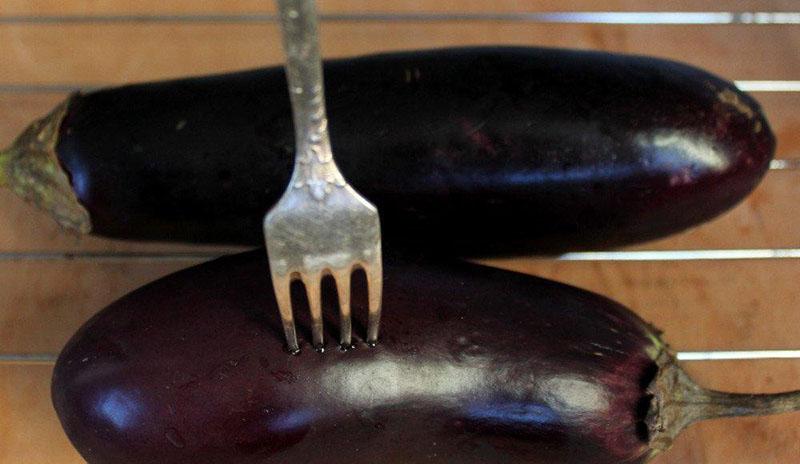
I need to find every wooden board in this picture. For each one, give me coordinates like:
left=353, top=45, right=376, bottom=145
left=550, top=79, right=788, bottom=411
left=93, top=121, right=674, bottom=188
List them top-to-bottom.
left=1, top=1, right=799, bottom=463
left=3, top=1, right=799, bottom=15
left=1, top=23, right=799, bottom=86
left=2, top=85, right=800, bottom=160
left=0, top=94, right=798, bottom=253
left=0, top=167, right=796, bottom=253
left=0, top=257, right=798, bottom=354
left=653, top=359, right=800, bottom=464
left=2, top=361, right=798, bottom=464
left=0, top=366, right=84, bottom=464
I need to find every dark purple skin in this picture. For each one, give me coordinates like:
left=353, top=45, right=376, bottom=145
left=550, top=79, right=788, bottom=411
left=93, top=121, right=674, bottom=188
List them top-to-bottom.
left=48, top=46, right=773, bottom=254
left=52, top=250, right=661, bottom=464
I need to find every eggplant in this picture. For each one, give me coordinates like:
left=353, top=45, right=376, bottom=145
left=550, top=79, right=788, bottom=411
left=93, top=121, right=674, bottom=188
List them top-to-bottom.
left=3, top=47, right=774, bottom=254
left=52, top=250, right=799, bottom=463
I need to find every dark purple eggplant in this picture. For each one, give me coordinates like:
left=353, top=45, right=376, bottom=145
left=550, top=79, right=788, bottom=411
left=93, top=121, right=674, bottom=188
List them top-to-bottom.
left=3, top=47, right=773, bottom=254
left=52, top=250, right=799, bottom=463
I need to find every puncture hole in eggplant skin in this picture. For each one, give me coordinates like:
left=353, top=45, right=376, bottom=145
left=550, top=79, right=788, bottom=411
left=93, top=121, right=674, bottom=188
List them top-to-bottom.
left=51, top=251, right=800, bottom=464
left=339, top=343, right=356, bottom=352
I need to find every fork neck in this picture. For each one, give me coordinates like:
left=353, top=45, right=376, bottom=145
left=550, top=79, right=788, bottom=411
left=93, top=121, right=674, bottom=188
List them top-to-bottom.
left=276, top=0, right=344, bottom=201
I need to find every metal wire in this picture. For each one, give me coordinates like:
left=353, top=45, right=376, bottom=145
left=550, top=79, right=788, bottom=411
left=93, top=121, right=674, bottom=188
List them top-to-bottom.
left=0, top=9, right=798, bottom=365
left=0, top=11, right=799, bottom=25
left=3, top=80, right=800, bottom=94
left=735, top=80, right=800, bottom=92
left=770, top=159, right=800, bottom=170
left=0, top=248, right=798, bottom=262
left=555, top=249, right=800, bottom=261
left=0, top=251, right=231, bottom=262
left=4, top=350, right=800, bottom=365
left=677, top=350, right=800, bottom=361
left=0, top=354, right=56, bottom=365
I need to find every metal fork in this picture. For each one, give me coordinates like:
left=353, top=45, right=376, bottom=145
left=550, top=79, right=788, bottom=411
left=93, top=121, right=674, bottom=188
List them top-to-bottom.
left=264, top=0, right=383, bottom=354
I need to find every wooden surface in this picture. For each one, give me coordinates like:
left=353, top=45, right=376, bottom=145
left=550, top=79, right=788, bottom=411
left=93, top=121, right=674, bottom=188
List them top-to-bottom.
left=1, top=1, right=799, bottom=463
left=3, top=1, right=800, bottom=15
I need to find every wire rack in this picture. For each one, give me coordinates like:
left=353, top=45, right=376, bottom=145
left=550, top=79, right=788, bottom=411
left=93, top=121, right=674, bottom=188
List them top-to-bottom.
left=0, top=3, right=798, bottom=463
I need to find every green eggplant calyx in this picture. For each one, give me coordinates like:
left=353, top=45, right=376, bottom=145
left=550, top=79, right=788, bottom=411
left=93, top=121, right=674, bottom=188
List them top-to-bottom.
left=0, top=94, right=91, bottom=234
left=646, top=350, right=800, bottom=456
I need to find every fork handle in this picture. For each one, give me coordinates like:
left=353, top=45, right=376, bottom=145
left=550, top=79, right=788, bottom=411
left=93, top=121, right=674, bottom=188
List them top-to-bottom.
left=276, top=0, right=345, bottom=201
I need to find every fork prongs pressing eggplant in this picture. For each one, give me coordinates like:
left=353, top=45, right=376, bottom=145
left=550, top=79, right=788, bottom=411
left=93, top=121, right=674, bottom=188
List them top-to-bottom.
left=264, top=0, right=382, bottom=353
left=52, top=250, right=800, bottom=464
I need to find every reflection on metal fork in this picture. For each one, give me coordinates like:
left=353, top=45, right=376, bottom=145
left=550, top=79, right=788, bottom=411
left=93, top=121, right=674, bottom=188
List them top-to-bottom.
left=264, top=0, right=382, bottom=354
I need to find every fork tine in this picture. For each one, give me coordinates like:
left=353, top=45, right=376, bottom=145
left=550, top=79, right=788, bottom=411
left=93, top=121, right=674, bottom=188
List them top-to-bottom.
left=267, top=0, right=383, bottom=353
left=364, top=260, right=383, bottom=345
left=331, top=269, right=352, bottom=347
left=271, top=273, right=299, bottom=354
left=303, top=274, right=325, bottom=350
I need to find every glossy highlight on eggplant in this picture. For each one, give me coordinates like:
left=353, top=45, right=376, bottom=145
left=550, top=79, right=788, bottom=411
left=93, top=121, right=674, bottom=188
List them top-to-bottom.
left=2, top=47, right=774, bottom=254
left=52, top=251, right=800, bottom=464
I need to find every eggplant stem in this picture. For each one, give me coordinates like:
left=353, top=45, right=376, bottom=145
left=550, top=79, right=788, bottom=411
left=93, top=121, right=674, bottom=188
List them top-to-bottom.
left=0, top=94, right=91, bottom=234
left=646, top=351, right=800, bottom=457
left=696, top=388, right=800, bottom=418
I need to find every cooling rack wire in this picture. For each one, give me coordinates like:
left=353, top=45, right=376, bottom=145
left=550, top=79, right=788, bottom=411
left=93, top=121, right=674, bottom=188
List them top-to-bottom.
left=0, top=4, right=798, bottom=463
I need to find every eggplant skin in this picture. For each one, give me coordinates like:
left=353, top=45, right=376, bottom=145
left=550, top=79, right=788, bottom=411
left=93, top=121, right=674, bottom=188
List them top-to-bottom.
left=52, top=46, right=773, bottom=254
left=53, top=250, right=663, bottom=464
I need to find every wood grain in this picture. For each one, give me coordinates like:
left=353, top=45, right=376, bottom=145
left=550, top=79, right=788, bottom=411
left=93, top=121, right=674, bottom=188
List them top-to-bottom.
left=1, top=1, right=798, bottom=463
left=3, top=1, right=799, bottom=16
left=0, top=23, right=799, bottom=86
left=2, top=84, right=799, bottom=159
left=764, top=93, right=800, bottom=158
left=0, top=95, right=798, bottom=253
left=0, top=168, right=794, bottom=253
left=629, top=171, right=800, bottom=251
left=1, top=257, right=798, bottom=354
left=481, top=259, right=800, bottom=351
left=0, top=260, right=192, bottom=354
left=653, top=359, right=800, bottom=464
left=1, top=361, right=797, bottom=464
left=0, top=366, right=84, bottom=464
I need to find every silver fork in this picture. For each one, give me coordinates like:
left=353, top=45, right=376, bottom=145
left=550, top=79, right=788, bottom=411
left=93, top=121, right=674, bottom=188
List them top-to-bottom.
left=264, top=0, right=383, bottom=354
